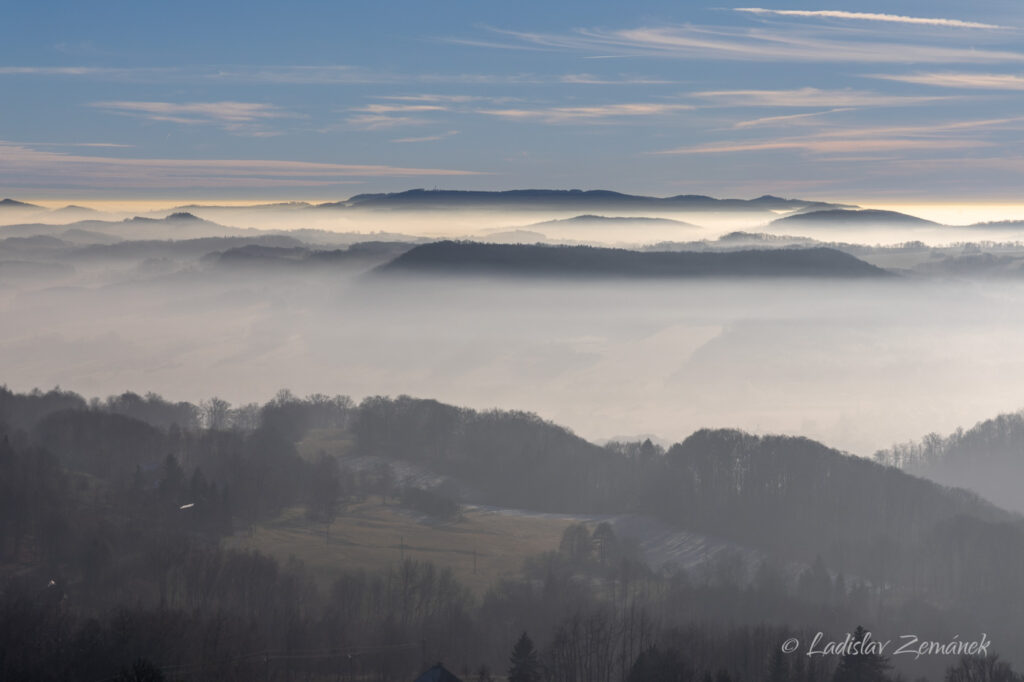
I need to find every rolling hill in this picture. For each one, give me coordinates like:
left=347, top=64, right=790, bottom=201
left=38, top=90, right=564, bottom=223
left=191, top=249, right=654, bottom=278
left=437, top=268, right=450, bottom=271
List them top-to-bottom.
left=771, top=208, right=939, bottom=227
left=374, top=241, right=893, bottom=278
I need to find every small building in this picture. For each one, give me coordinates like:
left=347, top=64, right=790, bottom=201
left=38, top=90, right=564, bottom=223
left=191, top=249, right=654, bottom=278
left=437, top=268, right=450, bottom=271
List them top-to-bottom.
left=413, top=662, right=464, bottom=682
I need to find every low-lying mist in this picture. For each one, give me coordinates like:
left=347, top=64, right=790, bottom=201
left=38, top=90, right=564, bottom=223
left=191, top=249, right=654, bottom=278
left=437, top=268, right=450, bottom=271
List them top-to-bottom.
left=5, top=194, right=1024, bottom=456
left=3, top=261, right=1022, bottom=455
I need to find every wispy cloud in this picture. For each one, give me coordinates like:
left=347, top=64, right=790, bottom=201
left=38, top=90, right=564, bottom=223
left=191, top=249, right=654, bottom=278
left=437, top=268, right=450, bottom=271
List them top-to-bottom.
left=733, top=8, right=1007, bottom=30
left=484, top=26, right=1024, bottom=64
left=0, top=64, right=670, bottom=87
left=0, top=64, right=399, bottom=85
left=207, top=65, right=399, bottom=85
left=0, top=66, right=121, bottom=75
left=869, top=72, right=1024, bottom=90
left=558, top=73, right=675, bottom=84
left=693, top=87, right=951, bottom=107
left=374, top=94, right=517, bottom=104
left=351, top=97, right=694, bottom=127
left=92, top=99, right=292, bottom=122
left=90, top=100, right=300, bottom=136
left=92, top=100, right=293, bottom=123
left=477, top=102, right=693, bottom=123
left=353, top=104, right=449, bottom=113
left=733, top=108, right=854, bottom=129
left=345, top=114, right=432, bottom=130
left=656, top=117, right=1024, bottom=155
left=390, top=130, right=460, bottom=143
left=659, top=138, right=981, bottom=155
left=0, top=141, right=483, bottom=190
left=19, top=141, right=135, bottom=148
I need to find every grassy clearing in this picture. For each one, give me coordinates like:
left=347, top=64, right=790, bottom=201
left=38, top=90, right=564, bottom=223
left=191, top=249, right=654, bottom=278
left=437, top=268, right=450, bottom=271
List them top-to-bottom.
left=295, top=428, right=353, bottom=461
left=224, top=498, right=574, bottom=595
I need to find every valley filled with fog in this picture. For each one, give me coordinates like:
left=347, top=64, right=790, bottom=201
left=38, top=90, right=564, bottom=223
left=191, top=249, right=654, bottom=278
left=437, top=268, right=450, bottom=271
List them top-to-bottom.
left=4, top=191, right=1024, bottom=455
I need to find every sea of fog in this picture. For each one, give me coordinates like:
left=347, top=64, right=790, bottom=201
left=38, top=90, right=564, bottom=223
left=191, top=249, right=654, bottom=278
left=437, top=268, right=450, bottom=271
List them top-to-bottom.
left=3, top=200, right=1024, bottom=456
left=2, top=267, right=1022, bottom=456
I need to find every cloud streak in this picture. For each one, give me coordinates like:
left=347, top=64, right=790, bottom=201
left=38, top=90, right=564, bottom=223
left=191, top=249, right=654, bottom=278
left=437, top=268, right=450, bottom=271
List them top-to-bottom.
left=734, top=8, right=1007, bottom=30
left=487, top=26, right=1024, bottom=64
left=0, top=64, right=675, bottom=89
left=0, top=66, right=118, bottom=75
left=870, top=72, right=1024, bottom=90
left=558, top=73, right=675, bottom=84
left=693, top=87, right=951, bottom=107
left=89, top=100, right=302, bottom=136
left=91, top=100, right=295, bottom=124
left=477, top=102, right=693, bottom=123
left=353, top=104, right=449, bottom=113
left=733, top=109, right=854, bottom=129
left=345, top=114, right=432, bottom=130
left=655, top=117, right=1024, bottom=156
left=390, top=130, right=460, bottom=143
left=659, top=138, right=982, bottom=155
left=0, top=141, right=483, bottom=190
left=19, top=141, right=135, bottom=148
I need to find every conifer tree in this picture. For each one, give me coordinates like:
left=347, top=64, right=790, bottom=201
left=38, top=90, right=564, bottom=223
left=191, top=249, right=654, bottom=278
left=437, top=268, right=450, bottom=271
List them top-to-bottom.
left=508, top=631, right=542, bottom=682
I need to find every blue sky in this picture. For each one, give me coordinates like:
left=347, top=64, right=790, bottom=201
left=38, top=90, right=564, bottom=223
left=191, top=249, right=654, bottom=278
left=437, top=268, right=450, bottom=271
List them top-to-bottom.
left=3, top=0, right=1024, bottom=201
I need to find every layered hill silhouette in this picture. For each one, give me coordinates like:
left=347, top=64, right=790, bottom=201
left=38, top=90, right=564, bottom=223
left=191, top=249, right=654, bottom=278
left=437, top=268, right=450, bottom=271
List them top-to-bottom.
left=319, top=189, right=852, bottom=212
left=0, top=211, right=252, bottom=241
left=375, top=241, right=892, bottom=278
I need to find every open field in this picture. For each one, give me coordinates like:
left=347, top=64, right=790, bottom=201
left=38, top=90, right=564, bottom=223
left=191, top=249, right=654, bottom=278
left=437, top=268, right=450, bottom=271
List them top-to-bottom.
left=295, top=428, right=354, bottom=461
left=224, top=498, right=579, bottom=594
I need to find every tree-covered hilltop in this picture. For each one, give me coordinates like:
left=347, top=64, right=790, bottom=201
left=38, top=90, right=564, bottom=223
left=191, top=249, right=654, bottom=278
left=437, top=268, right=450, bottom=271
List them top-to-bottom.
left=375, top=241, right=893, bottom=279
left=877, top=410, right=1024, bottom=514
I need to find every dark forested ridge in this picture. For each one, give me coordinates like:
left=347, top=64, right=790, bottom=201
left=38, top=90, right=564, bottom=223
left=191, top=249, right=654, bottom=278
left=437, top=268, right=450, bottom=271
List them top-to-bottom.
left=374, top=241, right=892, bottom=279
left=2, top=385, right=1023, bottom=681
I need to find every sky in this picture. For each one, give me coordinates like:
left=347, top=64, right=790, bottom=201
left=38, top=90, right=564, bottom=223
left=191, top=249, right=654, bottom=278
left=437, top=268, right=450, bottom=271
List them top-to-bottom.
left=3, top=0, right=1024, bottom=202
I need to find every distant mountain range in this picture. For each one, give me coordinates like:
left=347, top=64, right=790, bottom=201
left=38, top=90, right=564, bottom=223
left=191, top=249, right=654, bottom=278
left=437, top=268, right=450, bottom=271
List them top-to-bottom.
left=318, top=189, right=854, bottom=212
left=1, top=193, right=1006, bottom=231
left=4, top=193, right=1024, bottom=234
left=0, top=212, right=252, bottom=241
left=375, top=241, right=892, bottom=279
